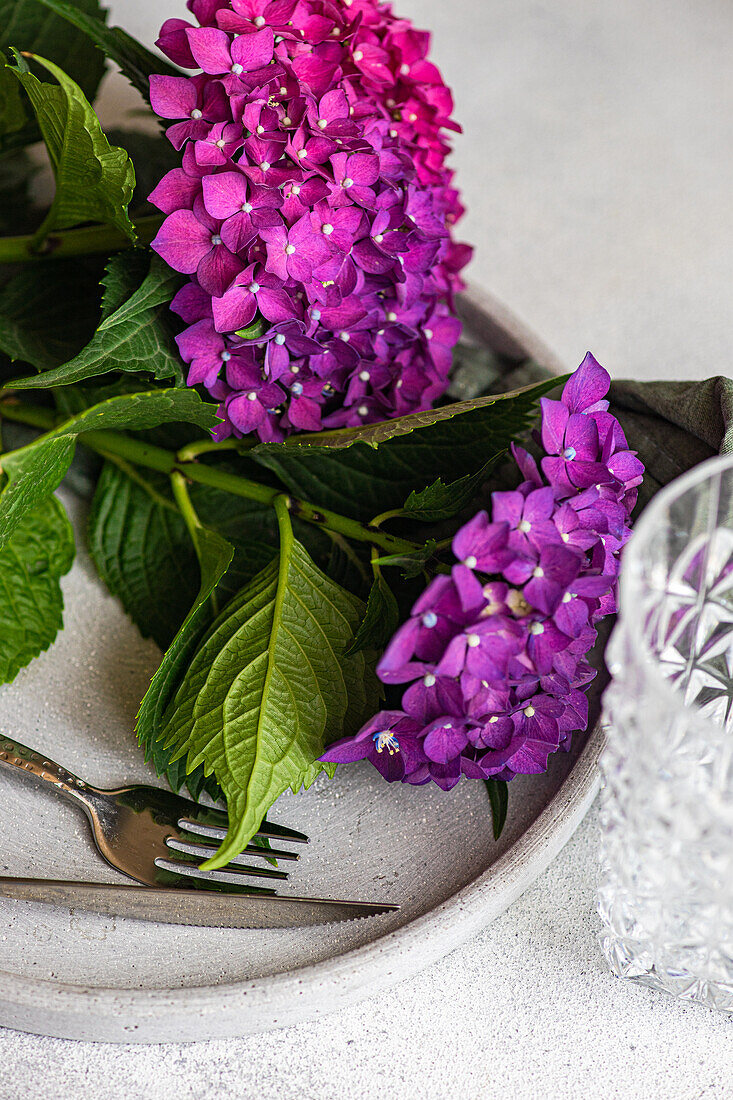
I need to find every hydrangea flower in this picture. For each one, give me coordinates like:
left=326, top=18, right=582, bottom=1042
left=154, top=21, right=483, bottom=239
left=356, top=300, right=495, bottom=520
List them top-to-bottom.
left=149, top=0, right=471, bottom=441
left=322, top=354, right=644, bottom=790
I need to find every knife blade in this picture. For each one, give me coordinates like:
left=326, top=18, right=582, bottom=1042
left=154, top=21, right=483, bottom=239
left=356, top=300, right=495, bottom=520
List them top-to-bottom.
left=0, top=877, right=399, bottom=928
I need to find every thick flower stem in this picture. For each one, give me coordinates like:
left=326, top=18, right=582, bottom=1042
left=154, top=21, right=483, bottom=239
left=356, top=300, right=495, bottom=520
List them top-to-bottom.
left=0, top=215, right=164, bottom=264
left=0, top=400, right=423, bottom=558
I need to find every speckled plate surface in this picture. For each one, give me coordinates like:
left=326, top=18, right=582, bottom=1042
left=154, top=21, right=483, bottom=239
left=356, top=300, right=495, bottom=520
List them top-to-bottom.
left=0, top=289, right=604, bottom=1043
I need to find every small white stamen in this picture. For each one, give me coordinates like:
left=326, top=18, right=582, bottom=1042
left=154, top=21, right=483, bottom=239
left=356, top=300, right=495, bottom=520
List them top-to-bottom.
left=254, top=15, right=266, bottom=25
left=353, top=49, right=364, bottom=61
left=400, top=62, right=410, bottom=75
left=190, top=108, right=203, bottom=119
left=282, top=116, right=292, bottom=126
left=317, top=118, right=328, bottom=129
left=256, top=125, right=264, bottom=134
left=215, top=139, right=227, bottom=148
left=297, top=148, right=308, bottom=159
left=260, top=161, right=271, bottom=171
left=342, top=177, right=354, bottom=188
left=290, top=184, right=301, bottom=195
left=241, top=202, right=253, bottom=213
left=322, top=223, right=334, bottom=235
left=374, top=233, right=384, bottom=243
left=210, top=234, right=222, bottom=246
left=285, top=243, right=296, bottom=254
left=248, top=282, right=260, bottom=293
left=311, top=308, right=321, bottom=320
left=387, top=310, right=397, bottom=321
left=424, top=328, right=433, bottom=339
left=338, top=331, right=350, bottom=341
left=274, top=334, right=286, bottom=345
left=220, top=350, right=231, bottom=361
left=290, top=364, right=300, bottom=374
left=359, top=370, right=370, bottom=381
left=395, top=379, right=403, bottom=388
left=291, top=382, right=304, bottom=396
left=246, top=391, right=258, bottom=401
left=357, top=404, right=369, bottom=417
left=518, top=520, right=531, bottom=533
left=561, top=532, right=570, bottom=543
left=463, top=555, right=478, bottom=569
left=532, top=566, right=544, bottom=578
left=562, top=592, right=573, bottom=603
left=422, top=612, right=437, bottom=628
left=530, top=622, right=544, bottom=635
left=466, top=633, right=481, bottom=648
left=423, top=673, right=436, bottom=687
left=524, top=705, right=536, bottom=717
left=489, top=715, right=499, bottom=723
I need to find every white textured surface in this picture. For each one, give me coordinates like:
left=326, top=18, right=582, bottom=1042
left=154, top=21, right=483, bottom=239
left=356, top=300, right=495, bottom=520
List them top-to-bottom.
left=2, top=0, right=732, bottom=1094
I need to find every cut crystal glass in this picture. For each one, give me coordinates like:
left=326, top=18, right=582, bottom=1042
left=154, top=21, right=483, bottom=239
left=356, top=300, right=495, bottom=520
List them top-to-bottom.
left=599, top=453, right=733, bottom=1011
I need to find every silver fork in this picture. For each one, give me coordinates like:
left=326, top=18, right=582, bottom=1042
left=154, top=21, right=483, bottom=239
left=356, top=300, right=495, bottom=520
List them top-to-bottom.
left=0, top=736, right=308, bottom=893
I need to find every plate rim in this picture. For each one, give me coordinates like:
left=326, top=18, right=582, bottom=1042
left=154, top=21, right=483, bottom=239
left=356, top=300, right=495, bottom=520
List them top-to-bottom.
left=0, top=287, right=605, bottom=1042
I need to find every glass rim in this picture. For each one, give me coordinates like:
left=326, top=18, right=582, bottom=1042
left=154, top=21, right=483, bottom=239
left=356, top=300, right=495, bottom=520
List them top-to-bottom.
left=619, top=451, right=733, bottom=725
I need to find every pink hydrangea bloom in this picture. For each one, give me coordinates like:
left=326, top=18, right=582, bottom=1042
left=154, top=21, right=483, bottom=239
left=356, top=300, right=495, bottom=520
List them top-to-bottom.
left=149, top=0, right=471, bottom=440
left=322, top=355, right=645, bottom=790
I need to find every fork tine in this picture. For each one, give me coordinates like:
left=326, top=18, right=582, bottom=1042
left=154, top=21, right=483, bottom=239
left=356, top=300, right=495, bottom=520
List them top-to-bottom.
left=178, top=813, right=309, bottom=845
left=166, top=836, right=300, bottom=863
left=154, top=858, right=289, bottom=885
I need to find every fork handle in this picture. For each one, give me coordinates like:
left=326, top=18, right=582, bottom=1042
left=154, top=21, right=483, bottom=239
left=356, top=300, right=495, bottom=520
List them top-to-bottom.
left=0, top=736, right=92, bottom=804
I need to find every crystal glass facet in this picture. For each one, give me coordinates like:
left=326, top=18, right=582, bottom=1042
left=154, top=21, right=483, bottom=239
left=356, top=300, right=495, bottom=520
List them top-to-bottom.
left=599, top=453, right=733, bottom=1011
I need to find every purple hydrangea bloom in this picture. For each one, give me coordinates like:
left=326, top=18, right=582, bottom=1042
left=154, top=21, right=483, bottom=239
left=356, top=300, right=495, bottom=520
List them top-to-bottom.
left=149, top=0, right=471, bottom=441
left=322, top=354, right=643, bottom=790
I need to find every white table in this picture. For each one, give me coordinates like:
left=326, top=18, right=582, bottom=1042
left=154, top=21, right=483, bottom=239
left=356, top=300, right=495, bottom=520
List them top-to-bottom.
left=2, top=1, right=732, bottom=1095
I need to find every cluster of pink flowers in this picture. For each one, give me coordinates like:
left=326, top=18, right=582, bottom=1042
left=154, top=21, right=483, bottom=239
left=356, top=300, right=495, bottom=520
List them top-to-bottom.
left=148, top=0, right=471, bottom=441
left=322, top=355, right=644, bottom=790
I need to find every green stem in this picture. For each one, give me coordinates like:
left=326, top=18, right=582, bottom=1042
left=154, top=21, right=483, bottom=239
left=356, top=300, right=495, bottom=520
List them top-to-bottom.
left=0, top=215, right=163, bottom=264
left=0, top=400, right=423, bottom=557
left=176, top=437, right=252, bottom=462
left=170, top=470, right=202, bottom=536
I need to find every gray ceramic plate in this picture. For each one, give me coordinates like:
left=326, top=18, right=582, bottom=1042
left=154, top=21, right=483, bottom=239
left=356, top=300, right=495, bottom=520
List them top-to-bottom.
left=0, top=289, right=604, bottom=1044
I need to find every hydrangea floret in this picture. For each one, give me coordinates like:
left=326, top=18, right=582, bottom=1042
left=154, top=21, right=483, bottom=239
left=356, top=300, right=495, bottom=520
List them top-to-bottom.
left=149, top=0, right=471, bottom=441
left=321, top=354, right=644, bottom=790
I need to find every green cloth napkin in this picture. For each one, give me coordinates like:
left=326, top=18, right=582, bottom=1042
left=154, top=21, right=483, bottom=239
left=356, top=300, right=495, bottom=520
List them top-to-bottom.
left=610, top=377, right=733, bottom=507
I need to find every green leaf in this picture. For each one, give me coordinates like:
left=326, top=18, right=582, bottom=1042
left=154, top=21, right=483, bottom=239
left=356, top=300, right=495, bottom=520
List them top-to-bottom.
left=0, top=0, right=107, bottom=150
left=33, top=0, right=180, bottom=102
left=7, top=50, right=135, bottom=245
left=0, top=65, right=26, bottom=137
left=105, top=129, right=179, bottom=216
left=10, top=253, right=184, bottom=388
left=0, top=259, right=102, bottom=372
left=235, top=317, right=267, bottom=340
left=253, top=377, right=563, bottom=520
left=270, top=377, right=566, bottom=450
left=0, top=388, right=220, bottom=549
left=0, top=434, right=76, bottom=551
left=400, top=457, right=501, bottom=523
left=88, top=462, right=277, bottom=650
left=0, top=492, right=74, bottom=682
left=160, top=506, right=377, bottom=868
left=136, top=524, right=234, bottom=799
left=372, top=539, right=437, bottom=578
left=344, top=572, right=399, bottom=657
left=485, top=778, right=508, bottom=841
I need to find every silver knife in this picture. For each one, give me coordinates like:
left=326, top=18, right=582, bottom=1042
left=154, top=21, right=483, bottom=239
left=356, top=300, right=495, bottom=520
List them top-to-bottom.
left=0, top=877, right=399, bottom=928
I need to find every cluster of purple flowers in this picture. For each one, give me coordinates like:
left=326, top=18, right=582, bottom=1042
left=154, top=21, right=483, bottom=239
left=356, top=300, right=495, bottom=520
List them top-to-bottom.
left=148, top=0, right=471, bottom=441
left=322, top=354, right=644, bottom=790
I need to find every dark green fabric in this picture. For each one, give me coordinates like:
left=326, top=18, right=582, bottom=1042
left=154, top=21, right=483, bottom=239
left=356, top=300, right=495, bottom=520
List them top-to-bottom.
left=610, top=377, right=733, bottom=508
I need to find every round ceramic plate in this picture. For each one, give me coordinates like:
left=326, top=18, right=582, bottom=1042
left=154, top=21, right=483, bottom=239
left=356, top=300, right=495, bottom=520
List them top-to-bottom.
left=0, top=289, right=605, bottom=1044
